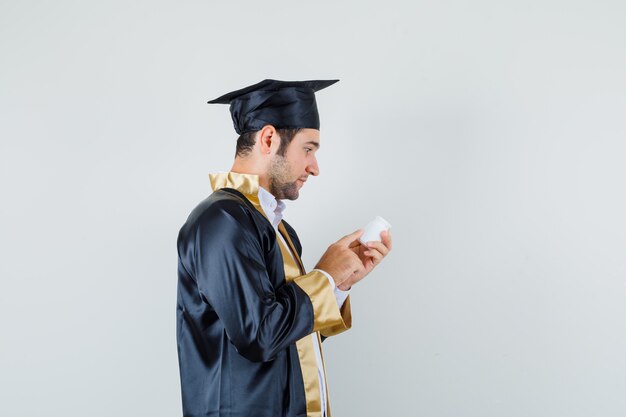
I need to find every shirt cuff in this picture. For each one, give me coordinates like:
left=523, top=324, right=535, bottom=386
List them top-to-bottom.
left=313, top=269, right=351, bottom=308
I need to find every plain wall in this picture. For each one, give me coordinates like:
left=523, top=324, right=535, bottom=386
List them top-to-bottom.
left=1, top=1, right=625, bottom=416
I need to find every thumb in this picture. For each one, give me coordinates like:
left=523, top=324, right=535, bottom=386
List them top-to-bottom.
left=337, top=229, right=363, bottom=247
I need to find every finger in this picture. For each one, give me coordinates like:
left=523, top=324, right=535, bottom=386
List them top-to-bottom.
left=337, top=229, right=363, bottom=247
left=380, top=229, right=393, bottom=251
left=348, top=240, right=362, bottom=249
left=365, top=241, right=389, bottom=257
left=365, top=249, right=384, bottom=264
left=350, top=256, right=366, bottom=274
left=361, top=257, right=373, bottom=272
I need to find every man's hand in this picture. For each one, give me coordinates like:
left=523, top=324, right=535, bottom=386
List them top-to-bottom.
left=338, top=229, right=392, bottom=290
left=315, top=230, right=366, bottom=288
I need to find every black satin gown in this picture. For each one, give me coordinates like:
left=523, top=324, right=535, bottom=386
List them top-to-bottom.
left=176, top=188, right=315, bottom=417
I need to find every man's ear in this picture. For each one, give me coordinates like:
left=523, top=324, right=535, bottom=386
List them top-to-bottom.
left=258, top=125, right=278, bottom=155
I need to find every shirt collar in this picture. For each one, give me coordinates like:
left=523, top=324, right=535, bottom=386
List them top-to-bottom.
left=257, top=186, right=286, bottom=230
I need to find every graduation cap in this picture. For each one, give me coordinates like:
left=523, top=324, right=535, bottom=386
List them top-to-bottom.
left=208, top=79, right=339, bottom=134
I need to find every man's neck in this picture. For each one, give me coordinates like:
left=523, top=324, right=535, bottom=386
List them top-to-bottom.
left=230, top=159, right=271, bottom=194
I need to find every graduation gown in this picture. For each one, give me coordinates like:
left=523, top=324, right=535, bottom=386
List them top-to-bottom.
left=176, top=172, right=352, bottom=417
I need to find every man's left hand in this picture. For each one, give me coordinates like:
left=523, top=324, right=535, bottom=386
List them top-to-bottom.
left=338, top=230, right=392, bottom=290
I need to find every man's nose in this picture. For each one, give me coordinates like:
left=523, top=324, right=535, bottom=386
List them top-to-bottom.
left=307, top=158, right=320, bottom=176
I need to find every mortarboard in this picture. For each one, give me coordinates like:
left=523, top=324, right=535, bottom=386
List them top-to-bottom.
left=208, top=79, right=339, bottom=134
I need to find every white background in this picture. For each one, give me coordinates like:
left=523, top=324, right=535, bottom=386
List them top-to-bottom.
left=1, top=1, right=625, bottom=416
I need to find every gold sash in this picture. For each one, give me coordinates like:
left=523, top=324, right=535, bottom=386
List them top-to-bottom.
left=276, top=223, right=329, bottom=417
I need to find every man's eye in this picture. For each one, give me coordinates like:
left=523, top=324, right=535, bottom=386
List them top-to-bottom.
left=304, top=147, right=312, bottom=153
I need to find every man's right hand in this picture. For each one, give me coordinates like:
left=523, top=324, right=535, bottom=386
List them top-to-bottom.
left=314, top=229, right=366, bottom=288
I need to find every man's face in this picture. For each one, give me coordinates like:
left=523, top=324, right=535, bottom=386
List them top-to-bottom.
left=268, top=128, right=321, bottom=200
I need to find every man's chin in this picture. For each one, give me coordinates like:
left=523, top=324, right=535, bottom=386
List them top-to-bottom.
left=272, top=184, right=300, bottom=200
left=282, top=190, right=300, bottom=201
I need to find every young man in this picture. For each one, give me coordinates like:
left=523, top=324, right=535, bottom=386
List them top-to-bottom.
left=176, top=79, right=392, bottom=417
